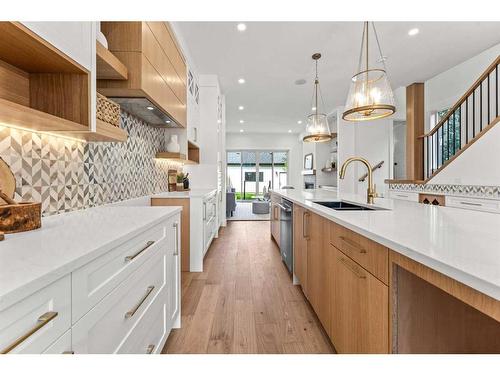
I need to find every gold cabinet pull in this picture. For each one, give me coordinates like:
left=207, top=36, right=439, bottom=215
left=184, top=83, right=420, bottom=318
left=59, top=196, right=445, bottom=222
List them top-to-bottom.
left=303, top=212, right=310, bottom=239
left=173, top=222, right=179, bottom=256
left=339, top=236, right=366, bottom=254
left=125, top=241, right=155, bottom=262
left=339, top=257, right=366, bottom=279
left=124, top=286, right=155, bottom=319
left=1, top=311, right=58, bottom=354
left=146, top=344, right=155, bottom=354
left=62, top=351, right=75, bottom=354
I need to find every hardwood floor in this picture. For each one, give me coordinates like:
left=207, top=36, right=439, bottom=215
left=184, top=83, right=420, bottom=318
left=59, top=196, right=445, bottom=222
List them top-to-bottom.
left=162, top=221, right=335, bottom=354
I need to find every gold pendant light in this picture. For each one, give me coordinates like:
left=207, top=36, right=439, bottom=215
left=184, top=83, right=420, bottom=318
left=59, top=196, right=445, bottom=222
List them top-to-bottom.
left=342, top=22, right=396, bottom=122
left=303, top=53, right=332, bottom=142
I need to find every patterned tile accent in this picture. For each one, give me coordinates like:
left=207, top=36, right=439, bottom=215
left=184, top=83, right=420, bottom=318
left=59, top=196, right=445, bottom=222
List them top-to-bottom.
left=0, top=111, right=181, bottom=216
left=388, top=183, right=500, bottom=199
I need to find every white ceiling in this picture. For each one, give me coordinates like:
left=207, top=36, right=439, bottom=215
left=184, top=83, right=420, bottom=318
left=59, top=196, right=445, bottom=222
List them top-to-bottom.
left=174, top=22, right=500, bottom=134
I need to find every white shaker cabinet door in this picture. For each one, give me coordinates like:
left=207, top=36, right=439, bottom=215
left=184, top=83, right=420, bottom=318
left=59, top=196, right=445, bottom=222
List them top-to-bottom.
left=21, top=22, right=95, bottom=71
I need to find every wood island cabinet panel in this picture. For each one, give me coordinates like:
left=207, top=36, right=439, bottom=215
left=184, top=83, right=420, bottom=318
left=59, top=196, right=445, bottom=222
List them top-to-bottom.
left=270, top=201, right=280, bottom=247
left=292, top=204, right=308, bottom=293
left=306, top=212, right=331, bottom=333
left=330, top=221, right=388, bottom=284
left=331, top=246, right=389, bottom=353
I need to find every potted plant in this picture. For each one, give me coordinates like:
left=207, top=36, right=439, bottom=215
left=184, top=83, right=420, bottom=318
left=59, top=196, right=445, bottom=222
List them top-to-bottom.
left=176, top=172, right=185, bottom=190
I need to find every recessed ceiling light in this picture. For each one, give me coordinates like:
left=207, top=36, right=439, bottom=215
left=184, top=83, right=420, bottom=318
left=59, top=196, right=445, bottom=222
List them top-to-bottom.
left=237, top=23, right=247, bottom=32
left=408, top=28, right=419, bottom=36
left=238, top=78, right=245, bottom=84
left=295, top=79, right=307, bottom=85
left=238, top=105, right=244, bottom=110
left=147, top=106, right=154, bottom=110
left=312, top=106, right=317, bottom=111
left=165, top=120, right=171, bottom=124
left=239, top=120, right=244, bottom=124
left=297, top=120, right=303, bottom=124
left=240, top=129, right=244, bottom=133
left=288, top=130, right=292, bottom=133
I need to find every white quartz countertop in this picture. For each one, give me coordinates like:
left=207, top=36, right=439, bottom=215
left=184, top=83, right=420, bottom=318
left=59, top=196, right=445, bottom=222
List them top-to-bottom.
left=151, top=188, right=217, bottom=199
left=272, top=189, right=500, bottom=301
left=0, top=206, right=182, bottom=310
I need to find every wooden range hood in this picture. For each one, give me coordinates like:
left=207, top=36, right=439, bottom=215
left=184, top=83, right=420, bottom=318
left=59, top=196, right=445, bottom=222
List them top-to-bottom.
left=97, top=22, right=187, bottom=128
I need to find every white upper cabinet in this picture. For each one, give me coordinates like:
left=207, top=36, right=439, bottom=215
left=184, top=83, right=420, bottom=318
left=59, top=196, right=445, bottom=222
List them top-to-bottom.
left=21, top=22, right=95, bottom=71
left=187, top=67, right=201, bottom=145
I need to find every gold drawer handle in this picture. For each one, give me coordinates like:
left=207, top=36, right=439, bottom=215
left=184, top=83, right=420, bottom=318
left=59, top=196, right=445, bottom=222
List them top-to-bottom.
left=339, top=236, right=366, bottom=254
left=125, top=241, right=155, bottom=262
left=339, top=257, right=366, bottom=279
left=125, top=286, right=155, bottom=319
left=1, top=311, right=58, bottom=354
left=146, top=344, right=155, bottom=354
left=62, top=351, right=75, bottom=354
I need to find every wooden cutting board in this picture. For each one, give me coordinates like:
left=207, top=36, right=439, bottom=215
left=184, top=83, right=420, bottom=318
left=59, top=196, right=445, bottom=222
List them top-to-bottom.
left=0, top=157, right=15, bottom=205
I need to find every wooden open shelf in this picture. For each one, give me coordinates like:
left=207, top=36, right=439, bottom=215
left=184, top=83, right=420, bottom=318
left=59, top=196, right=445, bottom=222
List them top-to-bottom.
left=0, top=22, right=91, bottom=135
left=96, top=41, right=128, bottom=80
left=60, top=119, right=128, bottom=142
left=155, top=151, right=198, bottom=165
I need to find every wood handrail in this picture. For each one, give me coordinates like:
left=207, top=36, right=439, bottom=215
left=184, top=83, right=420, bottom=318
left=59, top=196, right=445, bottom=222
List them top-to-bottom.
left=422, top=54, right=500, bottom=138
left=358, top=160, right=384, bottom=182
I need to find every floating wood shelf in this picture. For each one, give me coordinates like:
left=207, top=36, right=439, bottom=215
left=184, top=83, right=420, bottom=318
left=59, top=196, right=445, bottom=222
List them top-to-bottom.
left=96, top=41, right=128, bottom=80
left=0, top=97, right=88, bottom=133
left=62, top=119, right=128, bottom=142
left=155, top=152, right=198, bottom=164
left=321, top=167, right=336, bottom=173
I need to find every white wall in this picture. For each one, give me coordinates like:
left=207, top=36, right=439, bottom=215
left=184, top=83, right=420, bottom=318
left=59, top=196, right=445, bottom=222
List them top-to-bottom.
left=424, top=42, right=500, bottom=132
left=337, top=108, right=392, bottom=196
left=429, top=122, right=500, bottom=185
left=226, top=132, right=303, bottom=189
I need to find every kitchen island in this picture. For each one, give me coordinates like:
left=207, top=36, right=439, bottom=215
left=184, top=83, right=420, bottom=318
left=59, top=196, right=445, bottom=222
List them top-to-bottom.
left=271, top=189, right=500, bottom=353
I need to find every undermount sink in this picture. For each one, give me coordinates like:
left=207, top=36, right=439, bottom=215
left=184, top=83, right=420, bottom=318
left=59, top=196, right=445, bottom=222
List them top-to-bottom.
left=313, top=200, right=381, bottom=211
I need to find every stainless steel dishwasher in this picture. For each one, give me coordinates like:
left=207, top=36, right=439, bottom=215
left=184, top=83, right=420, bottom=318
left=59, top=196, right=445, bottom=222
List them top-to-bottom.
left=279, top=198, right=293, bottom=273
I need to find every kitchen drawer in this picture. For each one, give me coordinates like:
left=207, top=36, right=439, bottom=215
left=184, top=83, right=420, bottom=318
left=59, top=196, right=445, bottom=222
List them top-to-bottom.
left=388, top=191, right=419, bottom=202
left=446, top=196, right=500, bottom=213
left=72, top=222, right=167, bottom=323
left=330, top=222, right=388, bottom=284
left=72, top=246, right=166, bottom=353
left=0, top=275, right=71, bottom=354
left=117, top=289, right=167, bottom=354
left=42, top=329, right=72, bottom=354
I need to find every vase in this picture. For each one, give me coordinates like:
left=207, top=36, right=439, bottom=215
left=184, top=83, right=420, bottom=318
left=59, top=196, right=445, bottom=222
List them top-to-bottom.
left=166, top=135, right=180, bottom=153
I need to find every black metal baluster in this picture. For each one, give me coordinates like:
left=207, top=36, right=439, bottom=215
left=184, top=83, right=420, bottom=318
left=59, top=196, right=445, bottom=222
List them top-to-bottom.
left=496, top=64, right=498, bottom=118
left=487, top=72, right=490, bottom=124
left=480, top=81, right=483, bottom=131
left=473, top=90, right=476, bottom=138
left=465, top=97, right=468, bottom=144
left=458, top=105, right=461, bottom=151
left=436, top=128, right=439, bottom=170
left=426, top=136, right=429, bottom=178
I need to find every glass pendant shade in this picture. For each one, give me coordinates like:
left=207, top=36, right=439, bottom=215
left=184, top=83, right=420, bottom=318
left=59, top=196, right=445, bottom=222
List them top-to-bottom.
left=342, top=22, right=396, bottom=122
left=303, top=53, right=332, bottom=142
left=303, top=113, right=331, bottom=142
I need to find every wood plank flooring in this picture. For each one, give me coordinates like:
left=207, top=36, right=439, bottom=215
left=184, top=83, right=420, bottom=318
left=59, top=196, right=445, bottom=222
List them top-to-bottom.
left=162, top=221, right=334, bottom=354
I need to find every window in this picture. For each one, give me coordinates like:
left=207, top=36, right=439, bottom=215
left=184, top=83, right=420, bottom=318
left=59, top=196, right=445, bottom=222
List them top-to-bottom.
left=226, top=150, right=288, bottom=201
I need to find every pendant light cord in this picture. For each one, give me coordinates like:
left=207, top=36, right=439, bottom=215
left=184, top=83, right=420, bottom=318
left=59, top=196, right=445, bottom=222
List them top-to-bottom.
left=372, top=22, right=388, bottom=71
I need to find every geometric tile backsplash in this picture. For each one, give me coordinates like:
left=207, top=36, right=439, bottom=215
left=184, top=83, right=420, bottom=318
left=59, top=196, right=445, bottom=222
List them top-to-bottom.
left=0, top=111, right=180, bottom=216
left=388, top=183, right=500, bottom=199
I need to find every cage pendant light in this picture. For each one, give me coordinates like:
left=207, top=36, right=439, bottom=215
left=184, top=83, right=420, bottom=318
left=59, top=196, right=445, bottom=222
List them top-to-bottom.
left=342, top=22, right=396, bottom=122
left=303, top=53, right=332, bottom=142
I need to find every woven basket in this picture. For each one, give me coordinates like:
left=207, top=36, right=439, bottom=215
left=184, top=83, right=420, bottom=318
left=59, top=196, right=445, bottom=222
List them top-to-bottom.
left=97, top=93, right=121, bottom=127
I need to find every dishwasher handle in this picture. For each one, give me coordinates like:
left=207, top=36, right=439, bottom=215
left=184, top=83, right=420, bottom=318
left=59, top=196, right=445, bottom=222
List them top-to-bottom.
left=276, top=203, right=292, bottom=213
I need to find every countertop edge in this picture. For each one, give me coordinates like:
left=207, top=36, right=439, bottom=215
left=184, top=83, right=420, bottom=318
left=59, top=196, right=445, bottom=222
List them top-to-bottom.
left=272, top=190, right=500, bottom=301
left=0, top=206, right=182, bottom=311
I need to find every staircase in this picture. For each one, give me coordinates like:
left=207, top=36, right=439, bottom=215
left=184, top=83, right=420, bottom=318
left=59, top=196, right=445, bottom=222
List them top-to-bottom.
left=422, top=55, right=500, bottom=181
